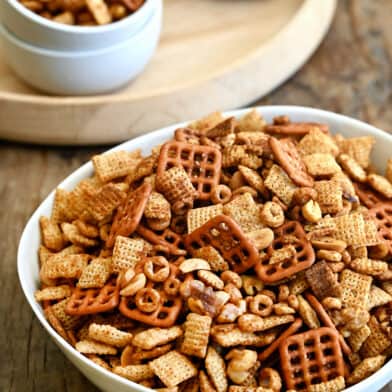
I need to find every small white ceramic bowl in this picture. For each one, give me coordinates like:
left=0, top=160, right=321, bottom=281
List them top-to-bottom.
left=0, top=0, right=157, bottom=51
left=0, top=1, right=162, bottom=95
left=18, top=107, right=392, bottom=392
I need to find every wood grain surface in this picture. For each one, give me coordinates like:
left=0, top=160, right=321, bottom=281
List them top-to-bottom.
left=0, top=0, right=391, bottom=391
left=0, top=0, right=336, bottom=144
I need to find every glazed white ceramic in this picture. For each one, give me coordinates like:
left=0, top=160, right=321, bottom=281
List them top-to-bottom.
left=0, top=0, right=157, bottom=51
left=0, top=1, right=161, bottom=95
left=18, top=107, right=392, bottom=392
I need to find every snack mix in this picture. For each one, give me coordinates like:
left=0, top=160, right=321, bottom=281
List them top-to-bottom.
left=18, top=0, right=144, bottom=25
left=36, top=110, right=392, bottom=391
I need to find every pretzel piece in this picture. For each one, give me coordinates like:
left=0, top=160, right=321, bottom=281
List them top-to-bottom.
left=270, top=137, right=313, bottom=187
left=157, top=141, right=222, bottom=201
left=106, top=182, right=152, bottom=248
left=185, top=215, right=260, bottom=274
left=255, top=221, right=315, bottom=282
left=66, top=279, right=119, bottom=316
left=280, top=327, right=345, bottom=391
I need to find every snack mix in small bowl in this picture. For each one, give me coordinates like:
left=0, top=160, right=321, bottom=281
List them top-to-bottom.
left=18, top=0, right=145, bottom=25
left=33, top=110, right=392, bottom=391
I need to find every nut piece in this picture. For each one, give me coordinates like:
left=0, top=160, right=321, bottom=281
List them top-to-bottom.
left=302, top=200, right=322, bottom=223
left=246, top=228, right=274, bottom=250
left=179, top=258, right=211, bottom=273
left=120, top=273, right=146, bottom=296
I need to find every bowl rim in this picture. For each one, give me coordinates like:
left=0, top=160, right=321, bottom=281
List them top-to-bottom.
left=6, top=0, right=154, bottom=35
left=0, top=3, right=160, bottom=59
left=17, top=106, right=392, bottom=392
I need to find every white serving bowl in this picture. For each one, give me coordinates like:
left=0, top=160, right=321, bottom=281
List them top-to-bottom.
left=0, top=0, right=157, bottom=51
left=0, top=1, right=162, bottom=96
left=18, top=106, right=392, bottom=392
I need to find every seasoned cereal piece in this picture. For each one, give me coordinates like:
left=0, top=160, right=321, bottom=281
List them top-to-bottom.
left=237, top=109, right=266, bottom=133
left=190, top=112, right=224, bottom=131
left=206, top=117, right=236, bottom=138
left=297, top=128, right=339, bottom=156
left=337, top=136, right=375, bottom=168
left=222, top=145, right=262, bottom=170
left=92, top=150, right=141, bottom=182
left=303, top=153, right=341, bottom=177
left=337, top=154, right=367, bottom=182
left=264, top=164, right=297, bottom=205
left=238, top=165, right=266, bottom=193
left=157, top=167, right=197, bottom=215
left=367, top=174, right=392, bottom=198
left=314, top=180, right=343, bottom=214
left=84, top=183, right=127, bottom=222
left=144, top=192, right=171, bottom=220
left=223, top=193, right=264, bottom=233
left=187, top=204, right=223, bottom=233
left=330, top=212, right=368, bottom=246
left=40, top=217, right=65, bottom=251
left=61, top=223, right=99, bottom=248
left=112, top=236, right=145, bottom=272
left=192, top=246, right=229, bottom=272
left=41, top=254, right=90, bottom=280
left=77, top=257, right=112, bottom=288
left=349, top=257, right=388, bottom=276
left=305, top=261, right=341, bottom=300
left=340, top=269, right=372, bottom=308
left=288, top=272, right=309, bottom=295
left=35, top=285, right=72, bottom=302
left=367, top=285, right=392, bottom=310
left=297, top=295, right=320, bottom=328
left=51, top=299, right=83, bottom=330
left=181, top=313, right=212, bottom=358
left=238, top=314, right=294, bottom=332
left=360, top=316, right=391, bottom=357
left=88, top=323, right=132, bottom=347
left=348, top=325, right=371, bottom=352
left=133, top=326, right=183, bottom=350
left=211, top=326, right=276, bottom=347
left=76, top=339, right=117, bottom=355
left=205, top=347, right=227, bottom=392
left=149, top=351, right=197, bottom=388
left=347, top=356, right=386, bottom=385
left=113, top=364, right=155, bottom=382
left=199, top=370, right=217, bottom=392
left=308, top=376, right=345, bottom=392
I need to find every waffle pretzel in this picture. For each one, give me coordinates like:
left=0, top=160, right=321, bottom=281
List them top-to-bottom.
left=270, top=137, right=313, bottom=187
left=156, top=141, right=222, bottom=200
left=106, top=182, right=152, bottom=248
left=354, top=182, right=390, bottom=208
left=368, top=204, right=392, bottom=254
left=185, top=215, right=259, bottom=274
left=255, top=221, right=315, bottom=283
left=136, top=224, right=186, bottom=256
left=65, top=279, right=120, bottom=316
left=258, top=318, right=303, bottom=362
left=280, top=327, right=345, bottom=391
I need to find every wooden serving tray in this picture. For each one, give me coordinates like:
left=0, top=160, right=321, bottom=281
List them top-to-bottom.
left=0, top=0, right=336, bottom=145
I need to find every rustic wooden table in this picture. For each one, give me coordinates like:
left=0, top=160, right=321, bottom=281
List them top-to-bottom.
left=0, top=0, right=391, bottom=391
